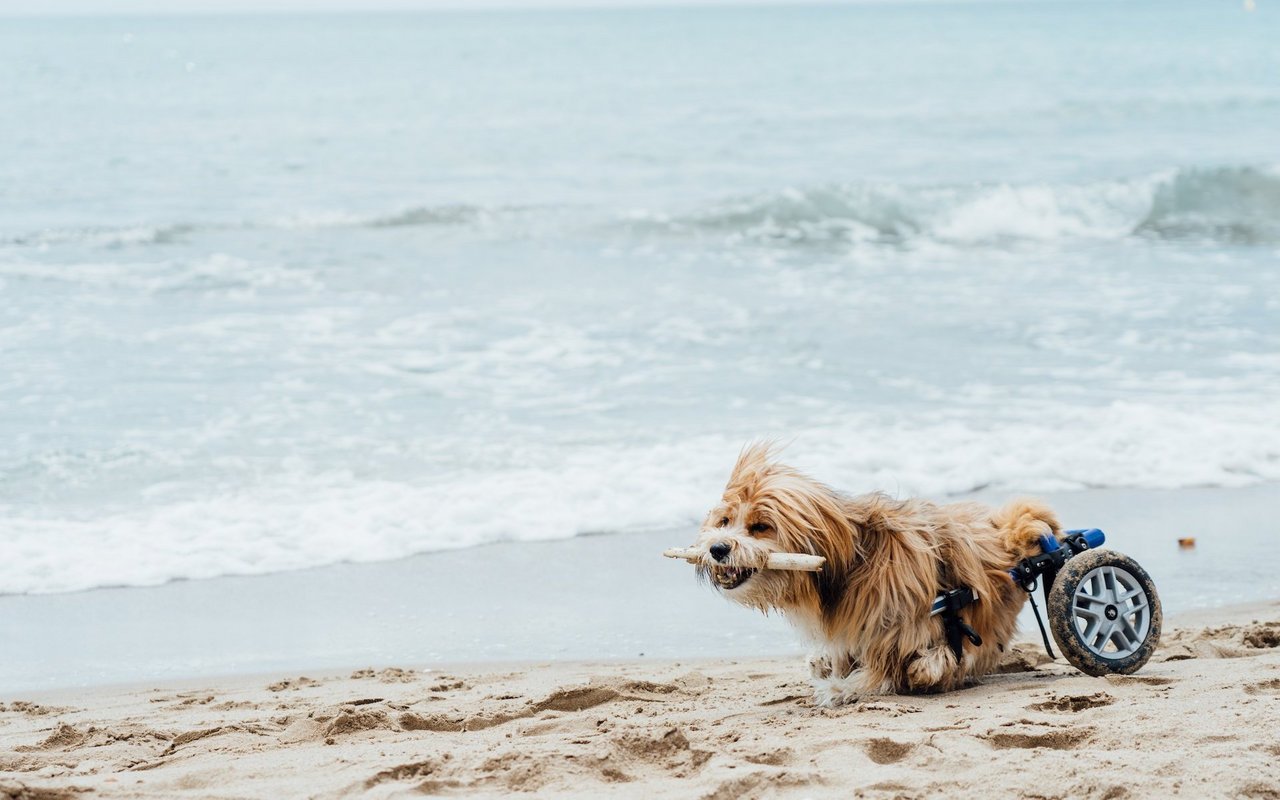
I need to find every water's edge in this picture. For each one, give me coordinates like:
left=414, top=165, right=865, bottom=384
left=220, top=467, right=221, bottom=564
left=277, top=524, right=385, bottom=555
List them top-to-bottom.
left=3, top=484, right=1275, bottom=693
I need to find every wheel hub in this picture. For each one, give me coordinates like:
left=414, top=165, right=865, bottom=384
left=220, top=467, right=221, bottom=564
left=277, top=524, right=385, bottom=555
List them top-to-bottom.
left=1070, top=564, right=1151, bottom=659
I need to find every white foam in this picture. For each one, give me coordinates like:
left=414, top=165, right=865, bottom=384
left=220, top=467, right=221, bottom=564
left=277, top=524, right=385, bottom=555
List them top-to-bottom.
left=931, top=179, right=1154, bottom=243
left=4, top=400, right=1277, bottom=595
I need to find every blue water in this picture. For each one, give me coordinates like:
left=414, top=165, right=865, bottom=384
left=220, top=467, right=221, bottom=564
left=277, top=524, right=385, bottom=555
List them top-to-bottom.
left=1, top=1, right=1279, bottom=594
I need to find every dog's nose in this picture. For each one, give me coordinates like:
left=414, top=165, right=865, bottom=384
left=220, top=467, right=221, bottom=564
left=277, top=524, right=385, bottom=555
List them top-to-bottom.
left=709, top=542, right=732, bottom=562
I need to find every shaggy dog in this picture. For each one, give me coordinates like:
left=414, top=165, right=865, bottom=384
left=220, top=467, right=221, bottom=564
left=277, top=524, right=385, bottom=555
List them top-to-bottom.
left=690, top=444, right=1058, bottom=706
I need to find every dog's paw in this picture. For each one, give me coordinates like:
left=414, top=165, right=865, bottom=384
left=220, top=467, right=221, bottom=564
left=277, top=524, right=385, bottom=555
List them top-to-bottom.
left=905, top=646, right=958, bottom=691
left=809, top=672, right=864, bottom=708
left=811, top=685, right=851, bottom=708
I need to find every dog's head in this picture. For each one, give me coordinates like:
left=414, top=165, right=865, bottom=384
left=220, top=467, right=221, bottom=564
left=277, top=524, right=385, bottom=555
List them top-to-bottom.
left=691, top=443, right=855, bottom=611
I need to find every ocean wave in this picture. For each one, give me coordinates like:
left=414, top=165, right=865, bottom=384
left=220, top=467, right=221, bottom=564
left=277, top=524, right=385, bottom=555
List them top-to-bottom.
left=627, top=165, right=1280, bottom=247
left=9, top=166, right=1278, bottom=254
left=1136, top=167, right=1280, bottom=244
left=0, top=204, right=518, bottom=251
left=270, top=204, right=495, bottom=231
left=1, top=223, right=197, bottom=249
left=3, top=400, right=1278, bottom=595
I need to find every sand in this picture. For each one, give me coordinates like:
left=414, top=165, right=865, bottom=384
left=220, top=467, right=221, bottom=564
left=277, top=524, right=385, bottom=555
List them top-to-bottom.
left=3, top=486, right=1278, bottom=797
left=2, top=603, right=1278, bottom=799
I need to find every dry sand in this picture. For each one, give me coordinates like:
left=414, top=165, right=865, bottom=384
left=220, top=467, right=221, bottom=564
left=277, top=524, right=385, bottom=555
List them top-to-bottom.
left=3, top=603, right=1279, bottom=799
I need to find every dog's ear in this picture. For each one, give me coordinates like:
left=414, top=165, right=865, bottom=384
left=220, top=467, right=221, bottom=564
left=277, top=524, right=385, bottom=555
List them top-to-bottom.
left=762, top=483, right=857, bottom=575
left=810, top=564, right=850, bottom=621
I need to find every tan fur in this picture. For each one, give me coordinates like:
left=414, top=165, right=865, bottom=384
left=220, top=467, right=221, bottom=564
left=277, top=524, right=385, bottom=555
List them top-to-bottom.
left=691, top=443, right=1060, bottom=705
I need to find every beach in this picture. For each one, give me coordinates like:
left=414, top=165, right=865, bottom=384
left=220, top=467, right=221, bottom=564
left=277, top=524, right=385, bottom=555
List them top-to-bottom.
left=4, top=2, right=1280, bottom=797
left=3, top=485, right=1280, bottom=798
left=2, top=602, right=1278, bottom=799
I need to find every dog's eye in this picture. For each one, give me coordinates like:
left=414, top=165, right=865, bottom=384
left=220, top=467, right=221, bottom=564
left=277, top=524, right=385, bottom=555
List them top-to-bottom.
left=716, top=517, right=729, bottom=528
left=748, top=522, right=770, bottom=536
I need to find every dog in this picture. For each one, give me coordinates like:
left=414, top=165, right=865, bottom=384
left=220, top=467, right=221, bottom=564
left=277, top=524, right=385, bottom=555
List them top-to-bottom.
left=690, top=443, right=1059, bottom=706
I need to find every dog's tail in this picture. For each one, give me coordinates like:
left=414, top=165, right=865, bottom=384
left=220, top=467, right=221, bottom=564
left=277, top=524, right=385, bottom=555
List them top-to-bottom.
left=992, top=498, right=1061, bottom=562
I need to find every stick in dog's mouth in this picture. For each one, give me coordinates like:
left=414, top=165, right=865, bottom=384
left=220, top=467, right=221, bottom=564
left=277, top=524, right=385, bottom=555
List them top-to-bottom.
left=662, top=548, right=825, bottom=572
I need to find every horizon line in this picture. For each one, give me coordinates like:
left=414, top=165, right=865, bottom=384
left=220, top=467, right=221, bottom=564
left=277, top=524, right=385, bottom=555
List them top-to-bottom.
left=0, top=0, right=1092, bottom=19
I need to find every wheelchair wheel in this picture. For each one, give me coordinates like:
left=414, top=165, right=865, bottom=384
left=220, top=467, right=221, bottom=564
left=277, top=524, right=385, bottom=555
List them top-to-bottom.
left=1046, top=549, right=1162, bottom=676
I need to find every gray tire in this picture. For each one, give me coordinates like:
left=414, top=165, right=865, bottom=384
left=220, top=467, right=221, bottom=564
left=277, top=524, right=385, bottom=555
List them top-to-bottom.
left=1047, top=549, right=1162, bottom=676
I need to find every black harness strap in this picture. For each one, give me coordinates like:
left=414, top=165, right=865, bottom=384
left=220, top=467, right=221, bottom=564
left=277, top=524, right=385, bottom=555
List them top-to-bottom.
left=936, top=587, right=983, bottom=663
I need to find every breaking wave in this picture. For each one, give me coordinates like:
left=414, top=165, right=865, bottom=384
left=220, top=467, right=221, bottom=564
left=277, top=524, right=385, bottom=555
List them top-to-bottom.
left=628, top=165, right=1280, bottom=247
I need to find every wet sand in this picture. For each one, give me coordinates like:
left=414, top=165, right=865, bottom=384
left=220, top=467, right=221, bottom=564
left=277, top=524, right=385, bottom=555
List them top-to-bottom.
left=2, top=484, right=1277, bottom=693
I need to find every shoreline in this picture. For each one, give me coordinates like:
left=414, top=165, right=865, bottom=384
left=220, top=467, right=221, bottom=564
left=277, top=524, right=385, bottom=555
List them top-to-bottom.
left=3, top=483, right=1279, bottom=693
left=6, top=596, right=1279, bottom=705
left=2, top=602, right=1278, bottom=799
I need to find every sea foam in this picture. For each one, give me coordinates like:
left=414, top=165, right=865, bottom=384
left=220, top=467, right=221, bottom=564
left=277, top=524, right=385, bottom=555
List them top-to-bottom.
left=4, top=400, right=1277, bottom=595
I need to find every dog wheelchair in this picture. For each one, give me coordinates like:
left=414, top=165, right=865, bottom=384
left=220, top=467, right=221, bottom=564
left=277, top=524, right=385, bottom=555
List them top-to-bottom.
left=667, top=527, right=1163, bottom=677
left=935, top=529, right=1162, bottom=676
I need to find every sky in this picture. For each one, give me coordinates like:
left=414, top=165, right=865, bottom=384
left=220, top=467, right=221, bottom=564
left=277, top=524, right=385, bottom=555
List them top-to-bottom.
left=0, top=0, right=814, bottom=14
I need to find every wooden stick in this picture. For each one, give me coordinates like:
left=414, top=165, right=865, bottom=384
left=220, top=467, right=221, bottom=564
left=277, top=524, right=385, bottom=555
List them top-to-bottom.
left=663, top=547, right=825, bottom=572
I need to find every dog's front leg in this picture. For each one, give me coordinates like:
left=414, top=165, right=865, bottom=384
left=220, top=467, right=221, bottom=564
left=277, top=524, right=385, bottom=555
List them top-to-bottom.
left=904, top=644, right=963, bottom=693
left=808, top=650, right=864, bottom=707
left=808, top=651, right=833, bottom=681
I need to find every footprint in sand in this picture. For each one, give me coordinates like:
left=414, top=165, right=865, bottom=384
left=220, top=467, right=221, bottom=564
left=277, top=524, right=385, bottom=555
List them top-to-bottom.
left=396, top=679, right=682, bottom=735
left=1243, top=679, right=1280, bottom=696
left=532, top=680, right=681, bottom=713
left=1026, top=692, right=1115, bottom=713
left=162, top=724, right=268, bottom=756
left=609, top=726, right=711, bottom=777
left=982, top=726, right=1093, bottom=750
left=863, top=737, right=915, bottom=764
left=363, top=756, right=452, bottom=789
left=1237, top=781, right=1280, bottom=800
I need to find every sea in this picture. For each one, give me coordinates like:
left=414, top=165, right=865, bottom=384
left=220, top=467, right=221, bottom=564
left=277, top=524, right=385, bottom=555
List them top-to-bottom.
left=2, top=0, right=1278, bottom=596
